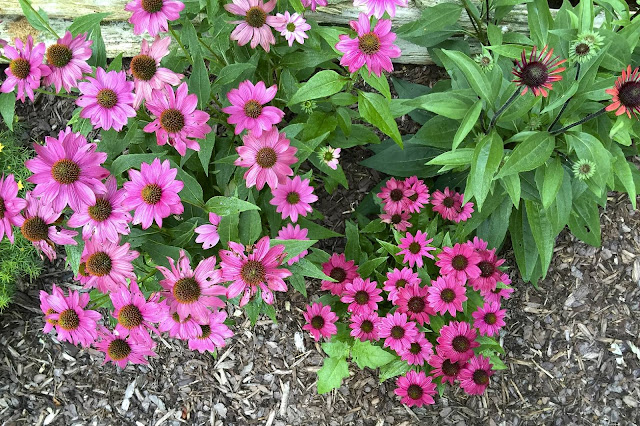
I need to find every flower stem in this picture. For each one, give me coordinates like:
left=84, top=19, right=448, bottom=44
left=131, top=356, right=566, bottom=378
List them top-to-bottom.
left=460, top=0, right=486, bottom=44
left=486, top=0, right=490, bottom=27
left=169, top=25, right=193, bottom=65
left=197, top=36, right=226, bottom=68
left=547, top=63, right=580, bottom=131
left=486, top=87, right=522, bottom=134
left=35, top=88, right=77, bottom=99
left=549, top=107, right=607, bottom=135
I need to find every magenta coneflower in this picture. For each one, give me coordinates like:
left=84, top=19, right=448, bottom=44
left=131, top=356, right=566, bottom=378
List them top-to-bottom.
left=125, top=0, right=185, bottom=37
left=225, top=0, right=277, bottom=51
left=301, top=0, right=327, bottom=11
left=353, top=0, right=408, bottom=19
left=271, top=12, right=310, bottom=47
left=336, top=14, right=401, bottom=77
left=44, top=31, right=92, bottom=93
left=1, top=36, right=50, bottom=102
left=130, top=36, right=183, bottom=109
left=513, top=45, right=566, bottom=97
left=606, top=65, right=640, bottom=118
left=77, top=68, right=136, bottom=131
left=223, top=80, right=284, bottom=137
left=144, top=83, right=211, bottom=155
left=235, top=127, right=297, bottom=190
left=26, top=128, right=109, bottom=212
left=318, top=146, right=341, bottom=170
left=123, top=158, right=184, bottom=229
left=0, top=174, right=27, bottom=243
left=67, top=175, right=131, bottom=243
left=270, top=176, right=317, bottom=223
left=403, top=176, right=429, bottom=213
left=377, top=177, right=413, bottom=215
left=431, top=187, right=474, bottom=222
left=17, top=192, right=77, bottom=261
left=380, top=211, right=412, bottom=231
left=195, top=212, right=222, bottom=250
left=277, top=223, right=309, bottom=265
left=398, top=230, right=436, bottom=268
left=220, top=236, right=291, bottom=306
left=81, top=237, right=139, bottom=293
left=436, top=243, right=481, bottom=283
left=468, top=248, right=505, bottom=292
left=158, top=251, right=227, bottom=323
left=321, top=253, right=359, bottom=296
left=383, top=267, right=420, bottom=303
left=427, top=275, right=467, bottom=316
left=341, top=277, right=383, bottom=316
left=111, top=281, right=165, bottom=343
left=481, top=281, right=514, bottom=305
left=396, top=283, right=434, bottom=326
left=39, top=284, right=64, bottom=334
left=45, top=287, right=100, bottom=347
left=302, top=302, right=338, bottom=341
left=472, top=302, right=506, bottom=337
left=158, top=310, right=202, bottom=339
left=188, top=310, right=234, bottom=353
left=349, top=311, right=380, bottom=341
left=378, top=312, right=418, bottom=353
left=436, top=321, right=479, bottom=362
left=96, top=328, right=157, bottom=368
left=399, top=332, right=433, bottom=366
left=429, top=349, right=464, bottom=385
left=459, top=355, right=494, bottom=395
left=394, top=370, right=437, bottom=407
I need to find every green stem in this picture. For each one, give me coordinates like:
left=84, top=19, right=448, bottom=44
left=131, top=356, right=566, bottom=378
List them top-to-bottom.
left=24, top=0, right=60, bottom=39
left=460, top=0, right=487, bottom=44
left=485, top=0, right=490, bottom=28
left=169, top=25, right=193, bottom=65
left=197, top=36, right=226, bottom=67
left=486, top=87, right=522, bottom=134
left=35, top=88, right=77, bottom=99
left=550, top=107, right=607, bottom=135
left=138, top=268, right=158, bottom=283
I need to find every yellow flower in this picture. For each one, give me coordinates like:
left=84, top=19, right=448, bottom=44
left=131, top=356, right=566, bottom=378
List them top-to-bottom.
left=0, top=142, right=4, bottom=153
left=17, top=180, right=23, bottom=190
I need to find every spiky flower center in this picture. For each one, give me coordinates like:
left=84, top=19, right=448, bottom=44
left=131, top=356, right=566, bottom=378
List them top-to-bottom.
left=141, top=0, right=164, bottom=13
left=246, top=7, right=267, bottom=28
left=286, top=22, right=296, bottom=32
left=358, top=33, right=381, bottom=55
left=574, top=42, right=590, bottom=56
left=46, top=44, right=73, bottom=68
left=130, top=54, right=157, bottom=81
left=481, top=56, right=491, bottom=65
left=10, top=58, right=30, bottom=79
left=520, top=62, right=549, bottom=88
left=618, top=81, right=640, bottom=108
left=96, top=89, right=118, bottom=109
left=243, top=100, right=263, bottom=118
left=160, top=108, right=186, bottom=133
left=255, top=147, right=277, bottom=168
left=323, top=150, right=334, bottom=162
left=51, top=159, right=81, bottom=184
left=579, top=163, right=592, bottom=174
left=141, top=183, right=163, bottom=205
left=389, top=188, right=403, bottom=202
left=286, top=192, right=300, bottom=205
left=442, top=196, right=455, bottom=208
left=0, top=197, right=5, bottom=220
left=88, top=198, right=113, bottom=222
left=391, top=214, right=402, bottom=224
left=21, top=216, right=49, bottom=242
left=408, top=241, right=422, bottom=254
left=86, top=251, right=113, bottom=276
left=451, top=255, right=468, bottom=271
left=240, top=260, right=266, bottom=285
left=478, top=261, right=495, bottom=278
left=329, top=267, right=347, bottom=283
left=173, top=277, right=201, bottom=303
left=395, top=279, right=407, bottom=289
left=440, top=288, right=456, bottom=303
left=354, top=290, right=370, bottom=305
left=407, top=296, right=425, bottom=313
left=118, top=304, right=144, bottom=329
left=58, top=308, right=80, bottom=330
left=484, top=312, right=497, bottom=325
left=311, top=315, right=325, bottom=330
left=360, top=319, right=374, bottom=333
left=199, top=324, right=212, bottom=339
left=390, top=325, right=405, bottom=339
left=452, top=335, right=470, bottom=352
left=108, top=338, right=132, bottom=360
left=409, top=342, right=421, bottom=355
left=442, top=359, right=460, bottom=376
left=473, top=369, right=490, bottom=385
left=407, top=384, right=424, bottom=400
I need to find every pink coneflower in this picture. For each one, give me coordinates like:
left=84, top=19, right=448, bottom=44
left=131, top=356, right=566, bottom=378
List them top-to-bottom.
left=125, top=0, right=185, bottom=37
left=225, top=0, right=277, bottom=52
left=301, top=0, right=327, bottom=11
left=353, top=0, right=408, bottom=19
left=270, top=12, right=310, bottom=46
left=336, top=14, right=401, bottom=77
left=44, top=31, right=92, bottom=93
left=1, top=36, right=50, bottom=102
left=130, top=36, right=183, bottom=109
left=513, top=45, right=566, bottom=97
left=606, top=65, right=640, bottom=118
left=223, top=80, right=284, bottom=137
left=144, top=83, right=211, bottom=155
left=234, top=127, right=297, bottom=190
left=26, top=128, right=109, bottom=212
left=318, top=146, right=341, bottom=170
left=123, top=158, right=184, bottom=229
left=0, top=174, right=27, bottom=243
left=67, top=176, right=131, bottom=243
left=270, top=176, right=317, bottom=223
left=403, top=176, right=429, bottom=213
left=377, top=177, right=413, bottom=215
left=431, top=187, right=474, bottom=222
left=17, top=192, right=77, bottom=261
left=453, top=199, right=474, bottom=223
left=379, top=211, right=412, bottom=231
left=195, top=212, right=222, bottom=250
left=277, top=223, right=309, bottom=265
left=398, top=230, right=436, bottom=268
left=220, top=236, right=291, bottom=306
left=469, top=236, right=489, bottom=252
left=81, top=238, right=139, bottom=293
left=436, top=243, right=481, bottom=283
left=468, top=248, right=505, bottom=292
left=158, top=251, right=226, bottom=323
left=321, top=253, right=359, bottom=296
left=383, top=267, right=420, bottom=303
left=427, top=275, right=467, bottom=316
left=341, top=277, right=383, bottom=316
left=111, top=281, right=165, bottom=343
left=481, top=281, right=514, bottom=305
left=396, top=283, right=434, bottom=326
left=39, top=284, right=64, bottom=334
left=44, top=287, right=100, bottom=347
left=302, top=302, right=338, bottom=341
left=472, top=302, right=507, bottom=337
left=158, top=310, right=202, bottom=339
left=188, top=310, right=234, bottom=353
left=349, top=311, right=380, bottom=341
left=378, top=312, right=418, bottom=353
left=436, top=321, right=479, bottom=362
left=95, top=328, right=157, bottom=368
left=399, top=332, right=433, bottom=366
left=428, top=349, right=464, bottom=385
left=459, top=355, right=494, bottom=395
left=394, top=370, right=437, bottom=407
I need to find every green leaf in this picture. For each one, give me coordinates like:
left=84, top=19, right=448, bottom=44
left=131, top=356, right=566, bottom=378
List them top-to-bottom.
left=18, top=0, right=55, bottom=36
left=578, top=0, right=594, bottom=33
left=396, top=3, right=462, bottom=37
left=68, top=12, right=111, bottom=35
left=441, top=49, right=493, bottom=103
left=189, top=52, right=210, bottom=109
left=106, top=53, right=123, bottom=72
left=211, top=63, right=257, bottom=93
left=360, top=69, right=391, bottom=100
left=289, top=70, right=347, bottom=105
left=358, top=91, right=402, bottom=147
left=407, top=91, right=476, bottom=120
left=0, top=92, right=16, bottom=131
left=453, top=100, right=482, bottom=150
left=336, top=107, right=352, bottom=136
left=198, top=132, right=215, bottom=175
left=467, top=132, right=503, bottom=211
left=496, top=133, right=554, bottom=178
left=566, top=133, right=612, bottom=197
left=360, top=138, right=443, bottom=178
left=610, top=144, right=636, bottom=209
left=427, top=148, right=474, bottom=166
left=110, top=153, right=159, bottom=176
left=537, top=157, right=564, bottom=210
left=172, top=164, right=204, bottom=207
left=501, top=174, right=521, bottom=206
left=568, top=190, right=601, bottom=247
left=205, top=196, right=260, bottom=216
left=525, top=200, right=554, bottom=278
left=238, top=208, right=262, bottom=245
left=218, top=213, right=239, bottom=247
left=297, top=217, right=343, bottom=239
left=361, top=219, right=386, bottom=234
left=345, top=221, right=360, bottom=263
left=65, top=234, right=85, bottom=275
left=271, top=239, right=318, bottom=263
left=145, top=243, right=182, bottom=268
left=357, top=257, right=388, bottom=278
left=289, top=258, right=332, bottom=281
left=289, top=274, right=307, bottom=297
left=245, top=297, right=262, bottom=326
left=321, top=340, right=351, bottom=358
left=351, top=340, right=396, bottom=370
left=317, top=357, right=350, bottom=394
left=378, top=360, right=410, bottom=382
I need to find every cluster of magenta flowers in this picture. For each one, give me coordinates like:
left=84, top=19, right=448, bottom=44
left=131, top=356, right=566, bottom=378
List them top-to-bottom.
left=301, top=177, right=512, bottom=406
